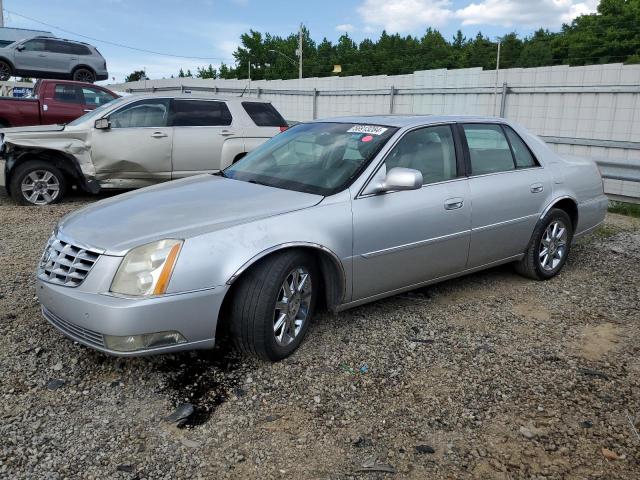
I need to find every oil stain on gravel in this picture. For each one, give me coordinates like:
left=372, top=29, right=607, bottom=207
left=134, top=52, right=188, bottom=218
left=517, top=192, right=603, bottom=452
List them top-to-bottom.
left=157, top=348, right=244, bottom=428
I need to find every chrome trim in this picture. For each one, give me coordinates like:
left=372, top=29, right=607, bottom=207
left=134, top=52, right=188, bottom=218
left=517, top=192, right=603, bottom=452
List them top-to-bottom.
left=539, top=195, right=578, bottom=219
left=473, top=213, right=539, bottom=233
left=55, top=228, right=106, bottom=255
left=361, top=230, right=470, bottom=258
left=226, top=242, right=346, bottom=301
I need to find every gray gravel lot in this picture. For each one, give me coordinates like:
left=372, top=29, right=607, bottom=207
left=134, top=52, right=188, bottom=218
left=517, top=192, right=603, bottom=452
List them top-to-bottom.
left=1, top=190, right=639, bottom=479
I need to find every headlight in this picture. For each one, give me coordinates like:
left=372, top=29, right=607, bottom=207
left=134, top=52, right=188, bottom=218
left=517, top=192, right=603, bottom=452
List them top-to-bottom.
left=110, top=239, right=182, bottom=297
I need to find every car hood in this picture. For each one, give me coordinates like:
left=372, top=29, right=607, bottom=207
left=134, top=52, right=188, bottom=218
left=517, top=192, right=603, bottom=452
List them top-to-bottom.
left=1, top=124, right=66, bottom=135
left=57, top=175, right=324, bottom=255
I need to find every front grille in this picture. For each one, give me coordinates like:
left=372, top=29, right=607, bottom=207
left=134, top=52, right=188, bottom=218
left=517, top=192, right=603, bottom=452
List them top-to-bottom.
left=37, top=236, right=101, bottom=287
left=43, top=307, right=105, bottom=348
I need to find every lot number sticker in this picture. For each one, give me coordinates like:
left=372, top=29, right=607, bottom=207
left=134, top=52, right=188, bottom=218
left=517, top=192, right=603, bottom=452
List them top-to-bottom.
left=347, top=125, right=388, bottom=135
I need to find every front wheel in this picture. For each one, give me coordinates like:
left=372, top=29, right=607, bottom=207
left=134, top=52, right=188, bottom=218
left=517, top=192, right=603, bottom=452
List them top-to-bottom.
left=9, top=161, right=67, bottom=206
left=515, top=208, right=573, bottom=280
left=229, top=250, right=318, bottom=361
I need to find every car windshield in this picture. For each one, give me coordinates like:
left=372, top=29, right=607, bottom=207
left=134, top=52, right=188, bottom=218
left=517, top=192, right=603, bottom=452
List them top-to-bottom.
left=67, top=98, right=119, bottom=126
left=224, top=122, right=397, bottom=195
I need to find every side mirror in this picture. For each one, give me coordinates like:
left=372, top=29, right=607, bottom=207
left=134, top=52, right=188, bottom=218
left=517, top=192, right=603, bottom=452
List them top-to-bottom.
left=16, top=45, right=25, bottom=52
left=94, top=118, right=110, bottom=130
left=371, top=167, right=423, bottom=193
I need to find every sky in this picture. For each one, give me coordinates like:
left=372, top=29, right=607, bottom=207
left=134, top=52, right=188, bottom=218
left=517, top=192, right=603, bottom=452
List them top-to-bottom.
left=2, top=0, right=600, bottom=83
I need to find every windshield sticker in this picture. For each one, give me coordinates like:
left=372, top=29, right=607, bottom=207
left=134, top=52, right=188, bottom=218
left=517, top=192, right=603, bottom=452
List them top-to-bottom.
left=347, top=125, right=388, bottom=135
left=361, top=135, right=374, bottom=142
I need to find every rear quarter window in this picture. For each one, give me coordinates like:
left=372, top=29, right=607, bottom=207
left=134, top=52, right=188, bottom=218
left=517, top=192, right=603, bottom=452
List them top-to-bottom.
left=242, top=102, right=286, bottom=127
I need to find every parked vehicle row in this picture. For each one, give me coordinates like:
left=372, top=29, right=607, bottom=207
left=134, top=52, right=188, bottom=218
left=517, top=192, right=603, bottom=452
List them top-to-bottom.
left=0, top=36, right=108, bottom=83
left=0, top=79, right=118, bottom=128
left=0, top=95, right=288, bottom=205
left=34, top=116, right=608, bottom=360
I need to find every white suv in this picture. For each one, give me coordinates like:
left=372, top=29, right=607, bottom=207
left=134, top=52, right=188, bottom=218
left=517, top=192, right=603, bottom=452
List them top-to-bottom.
left=0, top=95, right=289, bottom=205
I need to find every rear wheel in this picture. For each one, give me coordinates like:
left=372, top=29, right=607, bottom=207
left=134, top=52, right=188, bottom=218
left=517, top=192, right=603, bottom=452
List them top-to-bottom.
left=0, top=60, right=12, bottom=81
left=72, top=68, right=95, bottom=83
left=9, top=161, right=67, bottom=206
left=515, top=208, right=573, bottom=280
left=229, top=250, right=318, bottom=361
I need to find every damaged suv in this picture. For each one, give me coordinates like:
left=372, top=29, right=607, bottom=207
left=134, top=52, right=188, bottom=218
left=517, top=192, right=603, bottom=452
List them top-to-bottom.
left=0, top=95, right=287, bottom=205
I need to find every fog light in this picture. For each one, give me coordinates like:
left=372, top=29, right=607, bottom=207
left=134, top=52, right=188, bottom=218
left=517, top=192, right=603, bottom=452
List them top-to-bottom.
left=104, top=331, right=187, bottom=352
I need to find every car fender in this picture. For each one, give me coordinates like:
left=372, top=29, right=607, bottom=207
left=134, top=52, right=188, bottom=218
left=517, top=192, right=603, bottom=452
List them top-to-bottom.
left=220, top=138, right=245, bottom=170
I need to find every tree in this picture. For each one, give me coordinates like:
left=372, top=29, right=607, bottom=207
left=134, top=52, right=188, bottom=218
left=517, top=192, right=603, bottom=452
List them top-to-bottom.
left=197, top=64, right=217, bottom=79
left=124, top=70, right=148, bottom=82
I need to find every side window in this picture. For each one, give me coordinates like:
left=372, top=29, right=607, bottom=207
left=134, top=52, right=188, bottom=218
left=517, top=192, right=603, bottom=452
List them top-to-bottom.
left=21, top=39, right=46, bottom=52
left=45, top=40, right=72, bottom=54
left=70, top=44, right=92, bottom=55
left=54, top=84, right=84, bottom=104
left=82, top=87, right=114, bottom=106
left=109, top=99, right=170, bottom=128
left=171, top=100, right=232, bottom=126
left=242, top=102, right=286, bottom=127
left=463, top=124, right=515, bottom=175
left=384, top=125, right=458, bottom=184
left=504, top=126, right=538, bottom=168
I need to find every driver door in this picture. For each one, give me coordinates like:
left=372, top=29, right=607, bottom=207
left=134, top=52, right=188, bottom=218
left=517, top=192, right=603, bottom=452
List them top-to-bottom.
left=13, top=38, right=51, bottom=73
left=90, top=98, right=173, bottom=186
left=351, top=124, right=471, bottom=300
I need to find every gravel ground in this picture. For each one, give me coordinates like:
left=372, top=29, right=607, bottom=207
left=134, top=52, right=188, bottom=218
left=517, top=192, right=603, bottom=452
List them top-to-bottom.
left=1, top=190, right=639, bottom=479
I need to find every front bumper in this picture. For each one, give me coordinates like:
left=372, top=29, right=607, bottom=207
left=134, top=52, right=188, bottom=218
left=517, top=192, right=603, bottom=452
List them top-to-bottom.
left=37, top=278, right=229, bottom=356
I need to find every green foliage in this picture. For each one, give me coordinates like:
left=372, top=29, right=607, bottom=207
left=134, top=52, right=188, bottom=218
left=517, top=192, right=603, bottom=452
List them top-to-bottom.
left=180, top=0, right=640, bottom=79
left=197, top=64, right=217, bottom=79
left=124, top=70, right=148, bottom=82
left=608, top=201, right=640, bottom=218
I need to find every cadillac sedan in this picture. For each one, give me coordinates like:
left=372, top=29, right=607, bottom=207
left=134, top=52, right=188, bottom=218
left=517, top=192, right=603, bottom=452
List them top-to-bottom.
left=36, top=116, right=608, bottom=360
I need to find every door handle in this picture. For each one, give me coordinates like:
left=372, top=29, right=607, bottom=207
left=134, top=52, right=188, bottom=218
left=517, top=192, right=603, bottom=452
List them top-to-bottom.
left=219, top=129, right=235, bottom=136
left=151, top=132, right=168, bottom=138
left=530, top=183, right=544, bottom=193
left=444, top=198, right=464, bottom=210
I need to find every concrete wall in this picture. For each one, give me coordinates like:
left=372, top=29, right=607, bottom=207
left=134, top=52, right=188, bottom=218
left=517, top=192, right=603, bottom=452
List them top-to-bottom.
left=110, top=63, right=640, bottom=201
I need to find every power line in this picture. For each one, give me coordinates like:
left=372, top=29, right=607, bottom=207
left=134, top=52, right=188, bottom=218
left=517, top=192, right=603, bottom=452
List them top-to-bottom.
left=3, top=9, right=236, bottom=62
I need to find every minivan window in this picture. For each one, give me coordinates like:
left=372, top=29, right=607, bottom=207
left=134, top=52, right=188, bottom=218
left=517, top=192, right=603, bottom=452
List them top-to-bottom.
left=45, top=40, right=72, bottom=54
left=109, top=99, right=170, bottom=128
left=172, top=100, right=232, bottom=127
left=242, top=102, right=287, bottom=127
left=463, top=124, right=515, bottom=175
left=385, top=125, right=458, bottom=184
left=504, top=126, right=538, bottom=168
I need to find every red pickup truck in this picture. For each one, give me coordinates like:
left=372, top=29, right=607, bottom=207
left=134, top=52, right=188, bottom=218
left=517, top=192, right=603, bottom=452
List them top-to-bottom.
left=0, top=79, right=118, bottom=128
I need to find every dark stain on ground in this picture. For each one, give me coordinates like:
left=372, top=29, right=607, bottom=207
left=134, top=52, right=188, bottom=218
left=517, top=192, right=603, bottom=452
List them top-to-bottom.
left=157, top=347, right=244, bottom=428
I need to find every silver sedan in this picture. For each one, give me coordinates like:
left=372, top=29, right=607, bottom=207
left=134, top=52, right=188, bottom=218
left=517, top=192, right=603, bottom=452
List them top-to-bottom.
left=36, top=116, right=608, bottom=360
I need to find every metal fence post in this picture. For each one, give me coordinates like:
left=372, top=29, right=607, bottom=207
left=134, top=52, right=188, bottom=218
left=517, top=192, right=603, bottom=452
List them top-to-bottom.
left=500, top=82, right=508, bottom=117
left=389, top=86, right=395, bottom=114
left=257, top=87, right=261, bottom=98
left=312, top=88, right=318, bottom=119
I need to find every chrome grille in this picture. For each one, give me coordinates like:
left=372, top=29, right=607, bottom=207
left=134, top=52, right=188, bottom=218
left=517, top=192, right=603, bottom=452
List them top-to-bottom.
left=38, top=236, right=101, bottom=287
left=43, top=307, right=105, bottom=348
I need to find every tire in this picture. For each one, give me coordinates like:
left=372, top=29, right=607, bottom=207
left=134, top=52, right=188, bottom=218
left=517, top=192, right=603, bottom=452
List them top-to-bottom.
left=0, top=60, right=12, bottom=81
left=72, top=68, right=95, bottom=83
left=9, top=161, right=67, bottom=206
left=515, top=208, right=573, bottom=280
left=229, top=250, right=318, bottom=361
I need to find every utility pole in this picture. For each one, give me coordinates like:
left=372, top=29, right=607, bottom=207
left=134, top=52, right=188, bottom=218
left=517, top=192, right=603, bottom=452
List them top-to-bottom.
left=0, top=0, right=4, bottom=28
left=297, top=23, right=303, bottom=79
left=493, top=40, right=501, bottom=116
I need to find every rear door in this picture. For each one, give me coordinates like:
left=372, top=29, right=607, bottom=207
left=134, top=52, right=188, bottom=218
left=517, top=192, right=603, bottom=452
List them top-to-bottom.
left=43, top=40, right=75, bottom=74
left=90, top=98, right=173, bottom=185
left=170, top=99, right=241, bottom=178
left=462, top=123, right=552, bottom=267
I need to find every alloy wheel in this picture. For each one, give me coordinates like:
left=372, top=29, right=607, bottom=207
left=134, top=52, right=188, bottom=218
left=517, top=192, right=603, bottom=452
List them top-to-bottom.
left=0, top=62, right=11, bottom=80
left=74, top=70, right=94, bottom=82
left=21, top=170, right=61, bottom=205
left=539, top=219, right=568, bottom=272
left=273, top=267, right=312, bottom=346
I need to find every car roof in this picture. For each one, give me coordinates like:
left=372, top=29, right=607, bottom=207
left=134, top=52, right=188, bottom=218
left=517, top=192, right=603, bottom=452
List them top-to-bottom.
left=124, top=94, right=273, bottom=104
left=310, top=115, right=508, bottom=128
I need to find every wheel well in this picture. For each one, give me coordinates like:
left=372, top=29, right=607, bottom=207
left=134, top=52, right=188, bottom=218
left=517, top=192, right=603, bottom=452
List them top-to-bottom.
left=0, top=57, right=14, bottom=69
left=72, top=65, right=96, bottom=75
left=0, top=118, right=10, bottom=128
left=8, top=149, right=84, bottom=191
left=233, top=152, right=247, bottom=163
left=551, top=198, right=579, bottom=231
left=221, top=246, right=345, bottom=320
